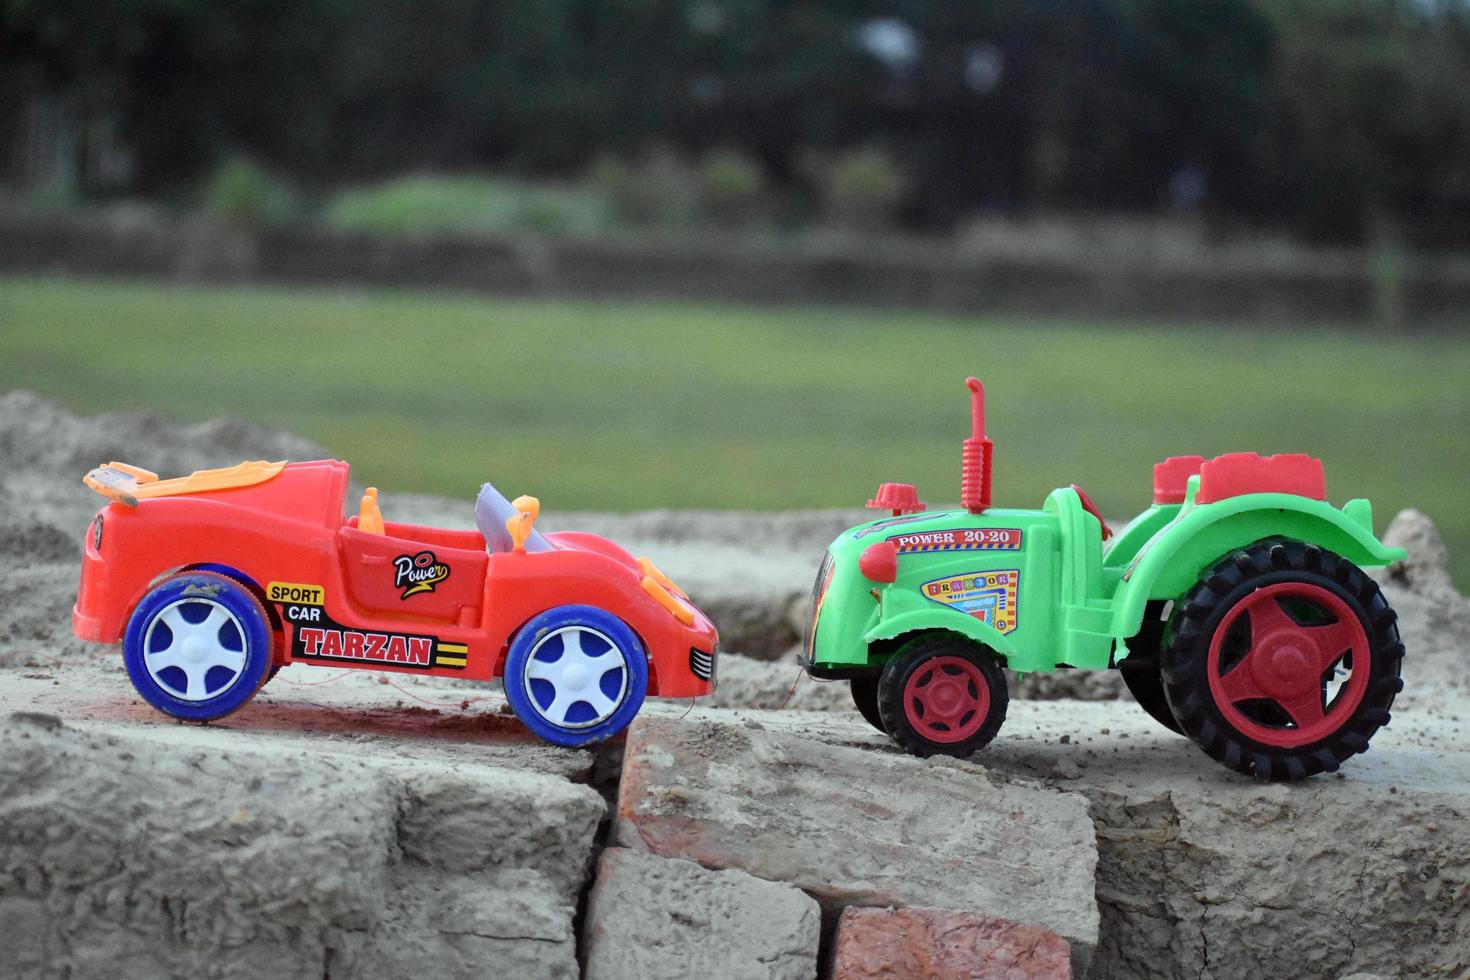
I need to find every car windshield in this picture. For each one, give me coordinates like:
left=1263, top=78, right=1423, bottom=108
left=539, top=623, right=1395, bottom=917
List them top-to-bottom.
left=475, top=481, right=552, bottom=553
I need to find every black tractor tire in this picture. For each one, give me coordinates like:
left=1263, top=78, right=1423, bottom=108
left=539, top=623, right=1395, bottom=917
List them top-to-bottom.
left=1161, top=539, right=1404, bottom=781
left=1119, top=600, right=1183, bottom=735
left=877, top=633, right=1008, bottom=758
left=849, top=675, right=887, bottom=734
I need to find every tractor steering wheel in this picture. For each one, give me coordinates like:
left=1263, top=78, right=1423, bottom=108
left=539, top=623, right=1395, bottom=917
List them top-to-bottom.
left=1070, top=484, right=1113, bottom=540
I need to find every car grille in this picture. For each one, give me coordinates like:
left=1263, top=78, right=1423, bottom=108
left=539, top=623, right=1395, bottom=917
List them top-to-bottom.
left=689, top=646, right=715, bottom=682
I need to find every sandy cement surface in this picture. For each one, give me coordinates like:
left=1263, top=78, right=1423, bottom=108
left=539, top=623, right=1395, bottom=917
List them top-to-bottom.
left=4, top=657, right=1468, bottom=798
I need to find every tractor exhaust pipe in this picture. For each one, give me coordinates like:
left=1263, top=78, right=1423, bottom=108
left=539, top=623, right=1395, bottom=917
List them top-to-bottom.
left=962, top=376, right=992, bottom=514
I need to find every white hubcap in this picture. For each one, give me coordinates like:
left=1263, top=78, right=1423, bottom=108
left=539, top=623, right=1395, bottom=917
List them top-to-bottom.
left=143, top=599, right=248, bottom=701
left=525, top=625, right=628, bottom=729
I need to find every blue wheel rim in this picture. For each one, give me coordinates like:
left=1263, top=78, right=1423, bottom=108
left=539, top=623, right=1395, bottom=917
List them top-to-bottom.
left=142, top=597, right=249, bottom=701
left=523, top=624, right=629, bottom=730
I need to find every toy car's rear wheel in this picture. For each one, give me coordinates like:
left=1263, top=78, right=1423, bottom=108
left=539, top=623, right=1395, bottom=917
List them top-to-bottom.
left=1162, top=540, right=1404, bottom=781
left=185, top=563, right=287, bottom=685
left=122, top=572, right=274, bottom=721
left=503, top=605, right=649, bottom=748
left=877, top=634, right=1008, bottom=758
left=849, top=675, right=887, bottom=733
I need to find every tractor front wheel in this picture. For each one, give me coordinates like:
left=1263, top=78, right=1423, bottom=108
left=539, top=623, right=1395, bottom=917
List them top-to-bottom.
left=1161, top=540, right=1404, bottom=781
left=877, top=634, right=1008, bottom=758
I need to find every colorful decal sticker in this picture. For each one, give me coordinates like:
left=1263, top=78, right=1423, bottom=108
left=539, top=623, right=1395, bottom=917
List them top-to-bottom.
left=887, top=528, right=1023, bottom=554
left=394, top=550, right=450, bottom=599
left=920, top=569, right=1020, bottom=634
left=267, top=581, right=325, bottom=606
left=274, top=603, right=465, bottom=670
left=297, top=626, right=433, bottom=667
left=434, top=642, right=468, bottom=669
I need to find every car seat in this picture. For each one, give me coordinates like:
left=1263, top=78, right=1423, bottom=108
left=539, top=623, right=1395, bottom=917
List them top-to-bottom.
left=475, top=482, right=551, bottom=553
left=358, top=487, right=385, bottom=534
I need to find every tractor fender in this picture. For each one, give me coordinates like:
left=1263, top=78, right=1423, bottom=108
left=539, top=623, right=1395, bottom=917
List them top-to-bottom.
left=1110, top=493, right=1405, bottom=641
left=863, top=608, right=1018, bottom=663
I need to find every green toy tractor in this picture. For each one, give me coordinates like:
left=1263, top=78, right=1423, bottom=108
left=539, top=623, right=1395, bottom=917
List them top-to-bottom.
left=800, top=377, right=1405, bottom=780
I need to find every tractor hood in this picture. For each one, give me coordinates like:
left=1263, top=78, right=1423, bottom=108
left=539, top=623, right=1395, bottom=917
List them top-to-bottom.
left=805, top=504, right=1066, bottom=672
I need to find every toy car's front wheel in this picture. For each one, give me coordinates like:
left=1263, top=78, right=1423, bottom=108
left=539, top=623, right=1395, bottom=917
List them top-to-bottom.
left=122, top=572, right=274, bottom=722
left=503, top=605, right=649, bottom=748
left=877, top=634, right=1009, bottom=758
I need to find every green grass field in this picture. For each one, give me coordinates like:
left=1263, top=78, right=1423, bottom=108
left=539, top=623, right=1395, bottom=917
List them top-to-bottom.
left=3, top=275, right=1466, bottom=586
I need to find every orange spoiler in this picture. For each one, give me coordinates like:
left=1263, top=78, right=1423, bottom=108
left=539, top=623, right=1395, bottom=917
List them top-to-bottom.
left=83, top=460, right=286, bottom=507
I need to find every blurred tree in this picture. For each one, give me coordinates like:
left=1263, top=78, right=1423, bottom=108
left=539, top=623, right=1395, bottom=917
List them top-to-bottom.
left=0, top=0, right=359, bottom=192
left=3, top=0, right=1470, bottom=245
left=1256, top=0, right=1470, bottom=243
left=805, top=144, right=909, bottom=231
left=591, top=146, right=699, bottom=228
left=697, top=147, right=767, bottom=229
left=204, top=156, right=299, bottom=229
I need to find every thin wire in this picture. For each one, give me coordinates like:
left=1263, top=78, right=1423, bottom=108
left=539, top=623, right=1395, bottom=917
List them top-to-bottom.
left=11, top=649, right=69, bottom=665
left=773, top=663, right=805, bottom=709
left=278, top=666, right=498, bottom=710
left=277, top=668, right=355, bottom=687
left=380, top=676, right=497, bottom=710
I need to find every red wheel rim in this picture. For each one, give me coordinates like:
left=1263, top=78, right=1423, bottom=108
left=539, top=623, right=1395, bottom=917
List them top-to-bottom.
left=1206, top=582, right=1370, bottom=748
left=902, top=655, right=990, bottom=744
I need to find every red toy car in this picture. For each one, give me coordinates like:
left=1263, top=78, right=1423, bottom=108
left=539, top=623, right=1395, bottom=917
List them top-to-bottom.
left=72, top=459, right=718, bottom=746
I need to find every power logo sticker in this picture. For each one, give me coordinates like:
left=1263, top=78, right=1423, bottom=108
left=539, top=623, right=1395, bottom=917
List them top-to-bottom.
left=888, top=528, right=1022, bottom=554
left=394, top=550, right=450, bottom=599
left=920, top=569, right=1020, bottom=634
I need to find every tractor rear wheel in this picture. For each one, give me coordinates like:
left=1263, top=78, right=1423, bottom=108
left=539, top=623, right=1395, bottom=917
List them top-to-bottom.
left=1161, top=540, right=1404, bottom=781
left=877, top=634, right=1008, bottom=758
left=849, top=675, right=887, bottom=734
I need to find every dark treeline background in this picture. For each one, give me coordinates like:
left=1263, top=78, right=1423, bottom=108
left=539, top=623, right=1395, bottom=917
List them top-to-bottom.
left=4, top=0, right=1470, bottom=246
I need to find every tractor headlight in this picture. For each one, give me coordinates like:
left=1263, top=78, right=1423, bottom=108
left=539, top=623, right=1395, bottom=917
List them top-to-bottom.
left=858, top=541, right=898, bottom=583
